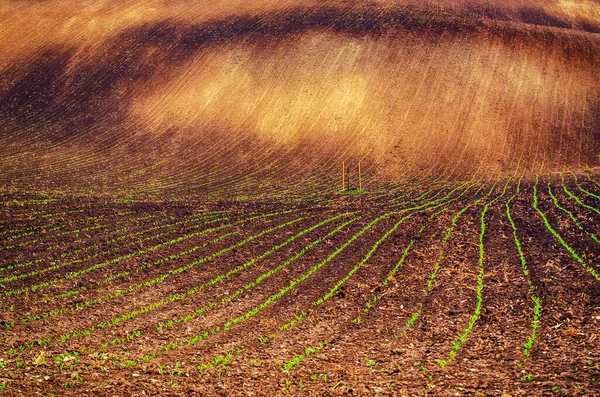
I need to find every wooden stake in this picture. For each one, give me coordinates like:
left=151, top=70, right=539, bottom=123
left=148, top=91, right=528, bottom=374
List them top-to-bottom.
left=342, top=161, right=345, bottom=191
left=358, top=161, right=362, bottom=191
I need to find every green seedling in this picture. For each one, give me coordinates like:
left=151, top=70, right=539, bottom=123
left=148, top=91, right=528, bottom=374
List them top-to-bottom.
left=365, top=357, right=376, bottom=371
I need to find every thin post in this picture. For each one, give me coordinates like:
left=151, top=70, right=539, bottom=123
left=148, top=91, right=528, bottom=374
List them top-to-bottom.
left=342, top=161, right=345, bottom=191
left=358, top=161, right=362, bottom=191
left=347, top=166, right=350, bottom=191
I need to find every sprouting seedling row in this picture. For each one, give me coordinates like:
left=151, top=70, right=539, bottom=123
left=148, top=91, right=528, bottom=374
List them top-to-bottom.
left=568, top=171, right=600, bottom=202
left=582, top=171, right=600, bottom=193
left=559, top=173, right=600, bottom=216
left=533, top=175, right=600, bottom=281
left=505, top=177, right=542, bottom=359
left=436, top=178, right=511, bottom=369
left=547, top=179, right=600, bottom=245
left=320, top=180, right=486, bottom=327
left=405, top=180, right=496, bottom=329
left=390, top=181, right=471, bottom=210
left=423, top=181, right=493, bottom=292
left=362, top=182, right=484, bottom=325
left=387, top=182, right=447, bottom=204
left=262, top=186, right=469, bottom=339
left=253, top=194, right=483, bottom=374
left=255, top=203, right=459, bottom=363
left=0, top=205, right=122, bottom=250
left=1, top=207, right=137, bottom=251
left=1, top=208, right=222, bottom=280
left=1, top=208, right=123, bottom=245
left=32, top=209, right=293, bottom=309
left=38, top=209, right=294, bottom=306
left=0, top=210, right=109, bottom=252
left=0, top=211, right=217, bottom=285
left=0, top=211, right=164, bottom=274
left=129, top=212, right=396, bottom=370
left=0, top=213, right=238, bottom=299
left=103, top=213, right=353, bottom=344
left=314, top=213, right=412, bottom=306
left=3, top=214, right=307, bottom=355
left=0, top=217, right=230, bottom=300
left=146, top=217, right=357, bottom=370
left=15, top=229, right=238, bottom=328
left=282, top=341, right=328, bottom=372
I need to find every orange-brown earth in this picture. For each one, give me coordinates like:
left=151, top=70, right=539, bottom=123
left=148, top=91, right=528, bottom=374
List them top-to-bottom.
left=0, top=0, right=599, bottom=395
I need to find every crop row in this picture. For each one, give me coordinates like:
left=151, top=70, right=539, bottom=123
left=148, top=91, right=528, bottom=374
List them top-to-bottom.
left=3, top=209, right=301, bottom=331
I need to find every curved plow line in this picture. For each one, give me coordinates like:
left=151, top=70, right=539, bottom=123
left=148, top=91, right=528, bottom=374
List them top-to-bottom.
left=141, top=135, right=282, bottom=193
left=149, top=143, right=289, bottom=196
left=569, top=171, right=600, bottom=201
left=583, top=171, right=600, bottom=192
left=560, top=173, right=600, bottom=216
left=534, top=175, right=600, bottom=281
left=389, top=177, right=457, bottom=204
left=407, top=177, right=485, bottom=219
left=506, top=177, right=541, bottom=359
left=436, top=178, right=511, bottom=369
left=385, top=179, right=424, bottom=202
left=406, top=179, right=499, bottom=328
left=547, top=179, right=600, bottom=245
left=391, top=180, right=482, bottom=212
left=349, top=181, right=486, bottom=326
left=389, top=181, right=466, bottom=207
left=394, top=181, right=487, bottom=216
left=388, top=182, right=448, bottom=204
left=256, top=198, right=470, bottom=374
left=259, top=201, right=468, bottom=372
left=0, top=204, right=102, bottom=232
left=1, top=208, right=136, bottom=246
left=0, top=210, right=213, bottom=282
left=0, top=211, right=118, bottom=252
left=1, top=211, right=112, bottom=243
left=5, top=211, right=303, bottom=337
left=0, top=212, right=172, bottom=274
left=131, top=212, right=397, bottom=370
left=0, top=214, right=230, bottom=294
left=0, top=214, right=233, bottom=299
left=3, top=214, right=306, bottom=354
left=144, top=216, right=358, bottom=349
left=15, top=229, right=238, bottom=328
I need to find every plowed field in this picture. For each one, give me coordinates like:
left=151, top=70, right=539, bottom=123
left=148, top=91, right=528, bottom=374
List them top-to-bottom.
left=1, top=0, right=599, bottom=395
left=1, top=173, right=599, bottom=395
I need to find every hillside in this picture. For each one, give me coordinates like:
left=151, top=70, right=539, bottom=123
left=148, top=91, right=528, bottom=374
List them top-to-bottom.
left=1, top=0, right=599, bottom=198
left=1, top=1, right=599, bottom=396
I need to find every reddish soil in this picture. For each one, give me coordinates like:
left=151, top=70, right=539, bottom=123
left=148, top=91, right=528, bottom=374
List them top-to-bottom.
left=1, top=2, right=599, bottom=395
left=1, top=173, right=599, bottom=396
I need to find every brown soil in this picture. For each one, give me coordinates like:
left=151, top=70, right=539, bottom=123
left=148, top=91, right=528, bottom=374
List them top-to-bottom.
left=1, top=2, right=600, bottom=396
left=1, top=173, right=599, bottom=396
